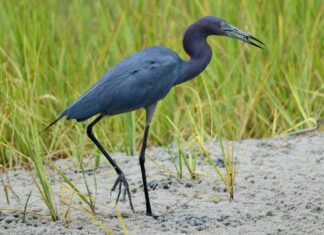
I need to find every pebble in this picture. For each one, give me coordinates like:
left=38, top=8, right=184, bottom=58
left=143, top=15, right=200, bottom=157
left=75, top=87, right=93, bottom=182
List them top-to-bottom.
left=214, top=158, right=225, bottom=168
left=148, top=180, right=158, bottom=190
left=162, top=183, right=169, bottom=190
left=266, top=211, right=274, bottom=216
left=217, top=215, right=229, bottom=222
left=186, top=217, right=204, bottom=226
left=5, top=218, right=13, bottom=224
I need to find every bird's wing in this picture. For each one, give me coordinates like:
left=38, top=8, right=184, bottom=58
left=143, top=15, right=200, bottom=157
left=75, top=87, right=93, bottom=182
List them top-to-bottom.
left=64, top=46, right=183, bottom=121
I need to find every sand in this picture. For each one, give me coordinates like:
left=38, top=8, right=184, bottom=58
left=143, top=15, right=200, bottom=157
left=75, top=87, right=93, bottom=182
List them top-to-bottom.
left=1, top=132, right=323, bottom=235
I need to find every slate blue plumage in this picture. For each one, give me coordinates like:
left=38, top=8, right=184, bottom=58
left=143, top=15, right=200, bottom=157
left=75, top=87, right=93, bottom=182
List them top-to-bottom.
left=45, top=16, right=264, bottom=217
left=65, top=46, right=186, bottom=121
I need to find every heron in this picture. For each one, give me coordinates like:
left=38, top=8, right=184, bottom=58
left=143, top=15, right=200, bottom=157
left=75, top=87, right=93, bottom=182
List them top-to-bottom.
left=44, top=16, right=264, bottom=217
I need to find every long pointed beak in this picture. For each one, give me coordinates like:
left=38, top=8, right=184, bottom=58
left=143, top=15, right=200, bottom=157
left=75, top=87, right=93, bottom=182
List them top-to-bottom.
left=224, top=25, right=265, bottom=49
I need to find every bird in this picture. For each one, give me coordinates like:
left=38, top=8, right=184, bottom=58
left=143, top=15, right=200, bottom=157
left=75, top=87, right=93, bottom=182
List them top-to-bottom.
left=43, top=16, right=264, bottom=217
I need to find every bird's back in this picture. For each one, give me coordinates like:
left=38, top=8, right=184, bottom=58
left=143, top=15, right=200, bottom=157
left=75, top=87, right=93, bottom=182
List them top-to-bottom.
left=64, top=46, right=185, bottom=121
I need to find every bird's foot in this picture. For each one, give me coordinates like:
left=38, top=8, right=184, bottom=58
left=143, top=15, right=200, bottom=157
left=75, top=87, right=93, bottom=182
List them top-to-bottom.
left=110, top=174, right=134, bottom=211
left=146, top=207, right=160, bottom=219
left=146, top=211, right=159, bottom=219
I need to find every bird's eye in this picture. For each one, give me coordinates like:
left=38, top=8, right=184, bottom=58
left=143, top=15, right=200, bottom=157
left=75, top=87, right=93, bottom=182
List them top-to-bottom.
left=220, top=22, right=226, bottom=28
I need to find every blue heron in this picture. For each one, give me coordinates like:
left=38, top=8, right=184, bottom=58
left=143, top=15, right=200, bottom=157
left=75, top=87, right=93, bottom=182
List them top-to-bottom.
left=44, top=16, right=264, bottom=217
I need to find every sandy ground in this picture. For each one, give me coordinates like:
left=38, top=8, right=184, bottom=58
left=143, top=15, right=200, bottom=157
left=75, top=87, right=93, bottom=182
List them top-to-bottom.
left=1, top=132, right=323, bottom=235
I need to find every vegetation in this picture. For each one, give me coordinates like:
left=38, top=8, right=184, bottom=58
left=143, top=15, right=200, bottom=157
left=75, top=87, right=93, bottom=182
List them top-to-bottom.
left=0, top=0, right=323, bottom=227
left=1, top=0, right=323, bottom=166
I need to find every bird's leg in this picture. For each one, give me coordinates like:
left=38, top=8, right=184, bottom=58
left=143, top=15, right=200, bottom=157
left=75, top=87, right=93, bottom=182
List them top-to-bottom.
left=139, top=104, right=157, bottom=217
left=86, top=114, right=134, bottom=211
left=139, top=125, right=152, bottom=215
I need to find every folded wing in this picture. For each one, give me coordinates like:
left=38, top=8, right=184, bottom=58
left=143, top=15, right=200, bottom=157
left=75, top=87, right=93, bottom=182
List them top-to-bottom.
left=64, top=46, right=184, bottom=121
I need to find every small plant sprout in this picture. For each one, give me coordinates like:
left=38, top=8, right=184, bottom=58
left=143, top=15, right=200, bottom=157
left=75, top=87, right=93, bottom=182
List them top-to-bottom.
left=166, top=117, right=198, bottom=179
left=31, top=130, right=59, bottom=220
left=202, top=130, right=237, bottom=200
left=22, top=191, right=32, bottom=223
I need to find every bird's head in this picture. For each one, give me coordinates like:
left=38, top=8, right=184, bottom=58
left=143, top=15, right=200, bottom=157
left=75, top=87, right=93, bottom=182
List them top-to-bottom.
left=197, top=16, right=265, bottom=49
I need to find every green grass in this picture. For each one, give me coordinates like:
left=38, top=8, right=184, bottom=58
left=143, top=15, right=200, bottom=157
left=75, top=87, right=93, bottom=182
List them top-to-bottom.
left=0, top=0, right=323, bottom=166
left=0, top=0, right=323, bottom=226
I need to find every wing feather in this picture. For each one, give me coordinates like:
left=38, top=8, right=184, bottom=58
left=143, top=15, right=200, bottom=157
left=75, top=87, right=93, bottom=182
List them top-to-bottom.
left=64, top=46, right=184, bottom=121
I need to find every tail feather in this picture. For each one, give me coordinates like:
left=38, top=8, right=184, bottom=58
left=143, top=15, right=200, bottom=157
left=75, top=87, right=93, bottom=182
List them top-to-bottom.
left=39, top=113, right=65, bottom=134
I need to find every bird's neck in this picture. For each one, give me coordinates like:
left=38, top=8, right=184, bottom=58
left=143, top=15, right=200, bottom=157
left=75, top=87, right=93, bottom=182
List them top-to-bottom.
left=175, top=24, right=212, bottom=85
